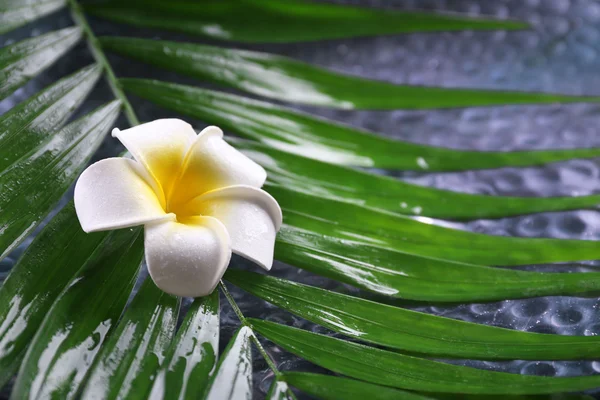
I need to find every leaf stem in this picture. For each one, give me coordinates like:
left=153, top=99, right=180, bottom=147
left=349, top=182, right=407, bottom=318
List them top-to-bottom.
left=68, top=0, right=140, bottom=127
left=219, top=280, right=287, bottom=383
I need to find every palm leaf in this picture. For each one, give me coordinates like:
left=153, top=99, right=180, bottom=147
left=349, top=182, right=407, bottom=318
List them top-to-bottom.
left=0, top=0, right=66, bottom=34
left=86, top=0, right=528, bottom=43
left=1, top=1, right=599, bottom=399
left=0, top=26, right=81, bottom=100
left=102, top=37, right=600, bottom=110
left=0, top=64, right=100, bottom=173
left=118, top=78, right=600, bottom=171
left=0, top=99, right=119, bottom=259
left=230, top=140, right=600, bottom=220
left=272, top=186, right=600, bottom=266
left=0, top=203, right=108, bottom=387
left=274, top=225, right=600, bottom=301
left=11, top=227, right=143, bottom=399
left=227, top=270, right=600, bottom=360
left=80, top=278, right=180, bottom=400
left=148, top=291, right=219, bottom=400
left=251, top=319, right=600, bottom=395
left=203, top=326, right=253, bottom=400
left=283, top=373, right=594, bottom=400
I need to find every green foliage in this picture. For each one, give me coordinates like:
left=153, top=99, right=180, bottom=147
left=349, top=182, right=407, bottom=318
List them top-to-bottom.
left=0, top=0, right=66, bottom=34
left=86, top=0, right=528, bottom=43
left=0, top=1, right=599, bottom=399
left=0, top=26, right=81, bottom=100
left=101, top=37, right=600, bottom=110
left=118, top=78, right=600, bottom=170
left=0, top=97, right=117, bottom=259
left=0, top=203, right=107, bottom=388
left=12, top=228, right=144, bottom=399
left=226, top=270, right=600, bottom=360
left=80, top=278, right=180, bottom=400
left=148, top=292, right=219, bottom=400
left=251, top=319, right=600, bottom=395
left=203, top=326, right=253, bottom=399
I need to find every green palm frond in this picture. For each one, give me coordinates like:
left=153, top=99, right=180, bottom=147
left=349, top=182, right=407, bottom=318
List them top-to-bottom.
left=0, top=0, right=66, bottom=34
left=1, top=0, right=599, bottom=399
left=84, top=0, right=528, bottom=43
left=100, top=36, right=600, bottom=110
left=118, top=78, right=600, bottom=171
left=80, top=278, right=180, bottom=400
left=148, top=292, right=219, bottom=400
left=251, top=319, right=600, bottom=395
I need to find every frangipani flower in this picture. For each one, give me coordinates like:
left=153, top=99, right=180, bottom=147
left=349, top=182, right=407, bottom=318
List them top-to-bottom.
left=74, top=119, right=282, bottom=297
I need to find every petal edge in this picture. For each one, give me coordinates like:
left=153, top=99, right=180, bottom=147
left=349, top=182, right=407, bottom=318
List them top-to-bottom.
left=169, top=126, right=267, bottom=208
left=74, top=158, right=171, bottom=232
left=183, top=185, right=282, bottom=271
left=145, top=217, right=232, bottom=297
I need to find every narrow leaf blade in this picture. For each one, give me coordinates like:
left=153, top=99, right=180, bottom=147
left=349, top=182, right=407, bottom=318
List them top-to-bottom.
left=0, top=0, right=66, bottom=34
left=88, top=0, right=527, bottom=43
left=0, top=27, right=82, bottom=100
left=109, top=38, right=600, bottom=110
left=0, top=63, right=101, bottom=173
left=118, top=78, right=600, bottom=170
left=0, top=100, right=121, bottom=260
left=229, top=138, right=600, bottom=220
left=271, top=185, right=600, bottom=266
left=0, top=203, right=107, bottom=388
left=275, top=223, right=600, bottom=300
left=12, top=227, right=144, bottom=399
left=228, top=270, right=600, bottom=359
left=80, top=278, right=180, bottom=400
left=149, top=291, right=219, bottom=400
left=252, top=320, right=600, bottom=395
left=202, top=326, right=253, bottom=400
left=283, top=373, right=592, bottom=400
left=284, top=373, right=435, bottom=400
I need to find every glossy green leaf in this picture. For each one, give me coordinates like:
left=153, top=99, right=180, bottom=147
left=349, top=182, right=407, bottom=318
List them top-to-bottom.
left=0, top=0, right=66, bottom=34
left=88, top=0, right=527, bottom=44
left=0, top=27, right=82, bottom=101
left=112, top=39, right=600, bottom=110
left=0, top=64, right=101, bottom=173
left=116, top=78, right=600, bottom=170
left=0, top=100, right=121, bottom=260
left=227, top=138, right=600, bottom=220
left=271, top=185, right=600, bottom=266
left=0, top=203, right=108, bottom=388
left=275, top=223, right=600, bottom=301
left=12, top=227, right=144, bottom=399
left=228, top=270, right=600, bottom=359
left=80, top=278, right=180, bottom=400
left=148, top=291, right=219, bottom=400
left=251, top=320, right=600, bottom=395
left=202, top=326, right=253, bottom=400
left=283, top=373, right=593, bottom=400
left=284, top=373, right=435, bottom=400
left=267, top=379, right=294, bottom=400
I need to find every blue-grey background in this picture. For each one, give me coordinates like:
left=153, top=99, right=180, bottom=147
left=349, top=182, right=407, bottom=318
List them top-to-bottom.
left=2, top=0, right=600, bottom=398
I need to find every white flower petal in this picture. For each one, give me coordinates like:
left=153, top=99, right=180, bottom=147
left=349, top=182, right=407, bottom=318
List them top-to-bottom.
left=112, top=119, right=197, bottom=204
left=168, top=126, right=267, bottom=208
left=74, top=158, right=172, bottom=233
left=182, top=185, right=282, bottom=271
left=145, top=217, right=231, bottom=297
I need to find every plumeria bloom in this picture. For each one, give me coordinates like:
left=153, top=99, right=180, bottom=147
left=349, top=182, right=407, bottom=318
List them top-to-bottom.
left=74, top=119, right=282, bottom=297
